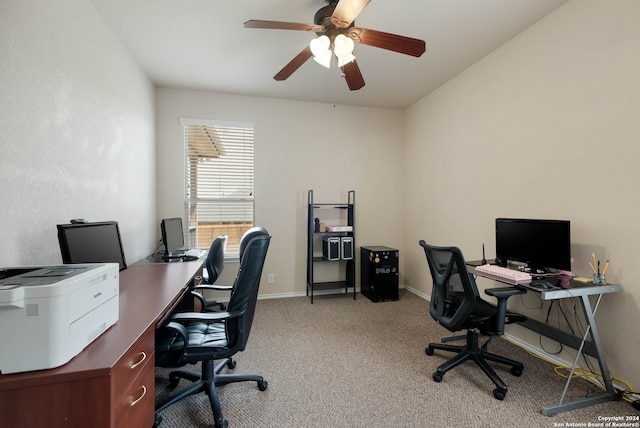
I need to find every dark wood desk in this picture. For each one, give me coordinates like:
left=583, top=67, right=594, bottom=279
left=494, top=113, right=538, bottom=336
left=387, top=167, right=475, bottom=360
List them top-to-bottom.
left=0, top=260, right=203, bottom=427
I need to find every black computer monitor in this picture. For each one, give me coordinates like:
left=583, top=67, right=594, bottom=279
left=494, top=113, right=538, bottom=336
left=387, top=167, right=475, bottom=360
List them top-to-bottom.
left=160, top=217, right=185, bottom=254
left=495, top=218, right=571, bottom=273
left=57, top=221, right=127, bottom=271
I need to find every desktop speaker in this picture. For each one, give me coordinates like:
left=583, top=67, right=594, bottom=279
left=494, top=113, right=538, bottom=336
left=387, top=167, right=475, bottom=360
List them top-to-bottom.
left=322, top=237, right=340, bottom=260
left=340, top=237, right=353, bottom=260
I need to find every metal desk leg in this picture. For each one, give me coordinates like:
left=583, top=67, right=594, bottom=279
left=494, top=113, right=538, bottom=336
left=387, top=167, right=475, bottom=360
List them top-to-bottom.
left=542, top=293, right=618, bottom=416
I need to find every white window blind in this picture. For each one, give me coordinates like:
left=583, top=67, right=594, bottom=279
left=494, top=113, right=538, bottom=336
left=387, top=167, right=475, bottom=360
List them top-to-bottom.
left=180, top=118, right=255, bottom=257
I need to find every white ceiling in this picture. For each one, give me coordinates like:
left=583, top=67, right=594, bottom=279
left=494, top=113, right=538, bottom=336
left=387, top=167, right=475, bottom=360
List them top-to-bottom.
left=89, top=0, right=568, bottom=109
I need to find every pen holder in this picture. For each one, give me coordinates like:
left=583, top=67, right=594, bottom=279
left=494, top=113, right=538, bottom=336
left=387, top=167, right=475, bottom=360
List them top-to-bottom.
left=592, top=274, right=606, bottom=285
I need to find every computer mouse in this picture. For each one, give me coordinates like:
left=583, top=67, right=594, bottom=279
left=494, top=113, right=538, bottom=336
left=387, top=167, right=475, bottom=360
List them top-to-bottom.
left=182, top=255, right=199, bottom=262
left=531, top=280, right=555, bottom=290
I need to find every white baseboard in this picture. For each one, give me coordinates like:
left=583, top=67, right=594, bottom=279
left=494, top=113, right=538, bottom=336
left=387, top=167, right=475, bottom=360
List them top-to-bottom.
left=256, top=284, right=413, bottom=301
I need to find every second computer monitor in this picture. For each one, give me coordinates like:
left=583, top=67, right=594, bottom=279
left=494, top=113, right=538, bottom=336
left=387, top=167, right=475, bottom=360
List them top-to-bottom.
left=161, top=217, right=185, bottom=254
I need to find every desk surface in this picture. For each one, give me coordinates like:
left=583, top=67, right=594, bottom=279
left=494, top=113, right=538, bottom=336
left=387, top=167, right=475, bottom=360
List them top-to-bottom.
left=0, top=260, right=203, bottom=390
left=470, top=263, right=622, bottom=300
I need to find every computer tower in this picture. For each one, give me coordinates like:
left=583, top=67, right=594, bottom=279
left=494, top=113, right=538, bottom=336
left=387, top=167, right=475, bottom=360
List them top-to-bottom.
left=322, top=236, right=340, bottom=260
left=341, top=237, right=353, bottom=260
left=360, top=246, right=399, bottom=302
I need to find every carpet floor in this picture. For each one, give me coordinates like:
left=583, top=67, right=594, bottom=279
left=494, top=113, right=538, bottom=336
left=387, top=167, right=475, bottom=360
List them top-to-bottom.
left=155, top=289, right=633, bottom=427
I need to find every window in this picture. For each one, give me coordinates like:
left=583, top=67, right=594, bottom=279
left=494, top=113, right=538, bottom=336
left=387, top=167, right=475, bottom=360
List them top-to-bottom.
left=180, top=118, right=255, bottom=257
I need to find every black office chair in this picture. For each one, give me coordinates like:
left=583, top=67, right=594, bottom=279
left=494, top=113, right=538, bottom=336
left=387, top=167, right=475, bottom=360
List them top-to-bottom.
left=155, top=227, right=271, bottom=428
left=191, top=234, right=230, bottom=312
left=419, top=240, right=527, bottom=400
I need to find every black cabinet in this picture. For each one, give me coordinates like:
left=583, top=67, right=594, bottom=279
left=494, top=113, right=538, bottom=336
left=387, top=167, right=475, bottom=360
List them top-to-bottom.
left=306, top=190, right=356, bottom=303
left=361, top=246, right=399, bottom=302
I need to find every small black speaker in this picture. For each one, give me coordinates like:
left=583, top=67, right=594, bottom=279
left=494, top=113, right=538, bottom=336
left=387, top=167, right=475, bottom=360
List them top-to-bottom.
left=322, top=237, right=340, bottom=260
left=341, top=237, right=353, bottom=260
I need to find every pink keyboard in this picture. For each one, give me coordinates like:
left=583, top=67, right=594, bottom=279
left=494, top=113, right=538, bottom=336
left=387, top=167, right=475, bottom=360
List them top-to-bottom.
left=474, top=264, right=532, bottom=285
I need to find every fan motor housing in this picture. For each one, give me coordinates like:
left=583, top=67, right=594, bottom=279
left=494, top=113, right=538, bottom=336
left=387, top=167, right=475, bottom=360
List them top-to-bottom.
left=314, top=4, right=354, bottom=38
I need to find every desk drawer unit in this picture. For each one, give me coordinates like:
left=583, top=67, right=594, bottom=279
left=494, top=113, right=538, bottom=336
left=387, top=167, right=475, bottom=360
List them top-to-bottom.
left=113, top=327, right=155, bottom=427
left=115, top=353, right=155, bottom=427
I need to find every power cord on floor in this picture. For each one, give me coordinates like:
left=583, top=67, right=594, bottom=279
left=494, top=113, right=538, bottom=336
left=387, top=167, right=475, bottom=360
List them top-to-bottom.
left=515, top=342, right=639, bottom=407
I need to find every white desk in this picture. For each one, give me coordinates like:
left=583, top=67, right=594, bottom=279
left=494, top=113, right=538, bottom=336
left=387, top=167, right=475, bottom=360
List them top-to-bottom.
left=473, top=268, right=622, bottom=416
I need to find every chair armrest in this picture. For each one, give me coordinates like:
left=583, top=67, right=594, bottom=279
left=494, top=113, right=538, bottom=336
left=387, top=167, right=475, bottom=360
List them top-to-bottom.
left=194, top=284, right=233, bottom=292
left=484, top=286, right=527, bottom=299
left=484, top=287, right=527, bottom=335
left=190, top=290, right=205, bottom=309
left=168, top=309, right=246, bottom=323
left=159, top=321, right=190, bottom=362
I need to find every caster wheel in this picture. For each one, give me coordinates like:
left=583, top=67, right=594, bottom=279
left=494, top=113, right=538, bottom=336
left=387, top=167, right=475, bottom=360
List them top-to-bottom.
left=425, top=347, right=434, bottom=356
left=227, top=358, right=236, bottom=369
left=511, top=367, right=523, bottom=377
left=432, top=372, right=443, bottom=383
left=168, top=375, right=180, bottom=388
left=258, top=379, right=268, bottom=391
left=493, top=388, right=506, bottom=400
left=153, top=413, right=162, bottom=427
left=214, top=417, right=229, bottom=428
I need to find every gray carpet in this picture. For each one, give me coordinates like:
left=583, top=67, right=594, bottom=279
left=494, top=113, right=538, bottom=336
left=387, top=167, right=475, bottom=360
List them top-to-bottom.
left=155, top=290, right=633, bottom=427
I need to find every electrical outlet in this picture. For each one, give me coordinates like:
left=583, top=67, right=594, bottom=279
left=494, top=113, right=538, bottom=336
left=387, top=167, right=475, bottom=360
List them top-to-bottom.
left=268, top=274, right=275, bottom=284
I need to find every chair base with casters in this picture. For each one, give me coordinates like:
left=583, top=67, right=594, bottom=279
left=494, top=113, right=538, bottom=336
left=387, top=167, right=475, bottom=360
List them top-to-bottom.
left=426, top=328, right=523, bottom=400
left=155, top=358, right=267, bottom=428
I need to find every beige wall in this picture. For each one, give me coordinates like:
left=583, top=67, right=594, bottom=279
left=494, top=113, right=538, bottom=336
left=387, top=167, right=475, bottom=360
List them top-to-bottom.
left=0, top=0, right=157, bottom=265
left=404, top=0, right=640, bottom=391
left=155, top=88, right=405, bottom=296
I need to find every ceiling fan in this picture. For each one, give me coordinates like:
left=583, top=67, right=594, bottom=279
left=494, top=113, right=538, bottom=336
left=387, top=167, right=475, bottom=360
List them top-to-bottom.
left=244, top=0, right=426, bottom=91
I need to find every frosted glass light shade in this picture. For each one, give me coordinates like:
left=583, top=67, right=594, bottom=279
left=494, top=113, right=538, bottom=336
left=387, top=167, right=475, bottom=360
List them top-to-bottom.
left=333, top=34, right=355, bottom=58
left=310, top=35, right=332, bottom=68
left=338, top=53, right=356, bottom=67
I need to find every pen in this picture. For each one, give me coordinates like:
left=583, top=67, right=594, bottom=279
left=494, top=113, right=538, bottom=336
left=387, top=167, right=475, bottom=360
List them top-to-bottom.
left=597, top=260, right=600, bottom=275
left=601, top=260, right=610, bottom=276
left=589, top=262, right=597, bottom=274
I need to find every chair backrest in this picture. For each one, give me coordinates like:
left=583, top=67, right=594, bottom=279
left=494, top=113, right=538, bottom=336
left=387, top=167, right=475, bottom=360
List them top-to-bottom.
left=225, top=227, right=271, bottom=350
left=204, top=234, right=228, bottom=284
left=419, top=240, right=480, bottom=332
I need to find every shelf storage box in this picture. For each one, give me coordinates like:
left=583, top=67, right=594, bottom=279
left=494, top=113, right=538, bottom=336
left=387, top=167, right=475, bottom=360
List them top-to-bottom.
left=322, top=236, right=340, bottom=260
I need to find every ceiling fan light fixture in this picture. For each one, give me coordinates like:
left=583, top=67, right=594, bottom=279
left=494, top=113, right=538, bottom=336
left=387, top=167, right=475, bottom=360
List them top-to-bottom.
left=333, top=34, right=355, bottom=58
left=310, top=35, right=332, bottom=68
left=310, top=35, right=330, bottom=56
left=313, top=50, right=332, bottom=68
left=337, top=53, right=356, bottom=67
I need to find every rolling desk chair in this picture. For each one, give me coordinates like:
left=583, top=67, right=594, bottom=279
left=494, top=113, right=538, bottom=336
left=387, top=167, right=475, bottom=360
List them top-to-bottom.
left=155, top=227, right=271, bottom=428
left=192, top=234, right=230, bottom=311
left=419, top=240, right=527, bottom=400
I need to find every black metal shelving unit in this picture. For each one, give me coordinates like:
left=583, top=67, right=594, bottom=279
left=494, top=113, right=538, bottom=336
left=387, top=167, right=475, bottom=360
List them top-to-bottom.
left=306, top=189, right=356, bottom=303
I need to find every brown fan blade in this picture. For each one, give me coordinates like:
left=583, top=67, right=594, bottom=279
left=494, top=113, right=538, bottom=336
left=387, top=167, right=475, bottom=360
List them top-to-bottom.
left=332, top=0, right=371, bottom=28
left=244, top=19, right=323, bottom=32
left=348, top=27, right=426, bottom=57
left=274, top=46, right=313, bottom=81
left=341, top=60, right=365, bottom=91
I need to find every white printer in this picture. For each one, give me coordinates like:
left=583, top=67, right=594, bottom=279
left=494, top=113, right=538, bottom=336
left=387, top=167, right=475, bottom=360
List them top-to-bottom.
left=0, top=263, right=119, bottom=374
